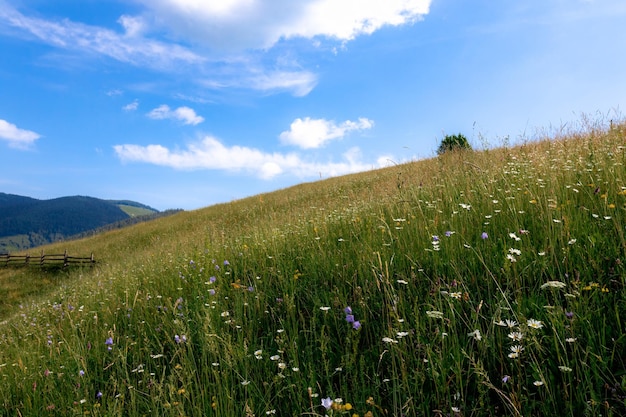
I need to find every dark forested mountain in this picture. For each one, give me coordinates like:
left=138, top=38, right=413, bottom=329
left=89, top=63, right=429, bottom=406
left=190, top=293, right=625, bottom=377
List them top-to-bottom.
left=0, top=193, right=163, bottom=252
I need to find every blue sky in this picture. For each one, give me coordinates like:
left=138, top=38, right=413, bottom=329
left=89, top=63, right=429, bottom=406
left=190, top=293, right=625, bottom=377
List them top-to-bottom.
left=1, top=0, right=625, bottom=211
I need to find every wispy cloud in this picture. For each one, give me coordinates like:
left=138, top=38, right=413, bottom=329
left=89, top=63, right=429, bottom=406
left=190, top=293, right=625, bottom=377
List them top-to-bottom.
left=0, top=5, right=204, bottom=70
left=123, top=100, right=139, bottom=111
left=147, top=105, right=204, bottom=125
left=280, top=117, right=374, bottom=149
left=0, top=119, right=41, bottom=149
left=114, top=136, right=388, bottom=179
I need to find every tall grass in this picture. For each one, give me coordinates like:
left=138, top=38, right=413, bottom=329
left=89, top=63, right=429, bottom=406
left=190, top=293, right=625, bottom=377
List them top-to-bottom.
left=0, top=119, right=625, bottom=416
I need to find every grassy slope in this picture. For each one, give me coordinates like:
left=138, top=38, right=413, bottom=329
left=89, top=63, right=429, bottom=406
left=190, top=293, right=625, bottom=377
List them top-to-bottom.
left=0, top=122, right=625, bottom=416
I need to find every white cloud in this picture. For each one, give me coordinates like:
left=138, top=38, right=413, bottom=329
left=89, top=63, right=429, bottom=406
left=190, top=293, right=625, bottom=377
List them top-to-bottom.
left=140, top=0, right=431, bottom=49
left=0, top=1, right=431, bottom=96
left=0, top=5, right=205, bottom=70
left=123, top=100, right=139, bottom=111
left=147, top=105, right=204, bottom=125
left=280, top=117, right=374, bottom=149
left=0, top=119, right=41, bottom=149
left=114, top=136, right=388, bottom=179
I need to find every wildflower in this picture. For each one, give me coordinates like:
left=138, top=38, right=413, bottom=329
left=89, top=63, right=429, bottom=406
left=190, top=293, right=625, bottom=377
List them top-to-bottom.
left=445, top=230, right=455, bottom=237
left=481, top=232, right=488, bottom=239
left=509, top=232, right=521, bottom=241
left=432, top=235, right=439, bottom=242
left=568, top=238, right=577, bottom=245
left=509, top=248, right=521, bottom=256
left=506, top=254, right=517, bottom=263
left=223, top=260, right=230, bottom=266
left=397, top=279, right=409, bottom=284
left=541, top=281, right=567, bottom=289
left=208, top=289, right=216, bottom=296
left=449, top=292, right=462, bottom=299
left=319, top=306, right=331, bottom=311
left=344, top=306, right=352, bottom=315
left=345, top=314, right=355, bottom=323
left=527, top=319, right=544, bottom=329
left=352, top=321, right=361, bottom=330
left=467, top=329, right=482, bottom=341
left=396, top=331, right=409, bottom=338
left=508, top=332, right=524, bottom=341
left=105, top=337, right=113, bottom=350
left=382, top=337, right=398, bottom=344
left=565, top=337, right=577, bottom=343
left=508, top=345, right=524, bottom=359
left=254, top=350, right=263, bottom=359
left=270, top=355, right=280, bottom=361
left=278, top=362, right=287, bottom=370
left=558, top=366, right=572, bottom=372
left=79, top=370, right=85, bottom=377
left=502, top=375, right=510, bottom=383
left=241, top=380, right=250, bottom=386
left=533, top=380, right=544, bottom=386
left=321, top=397, right=333, bottom=410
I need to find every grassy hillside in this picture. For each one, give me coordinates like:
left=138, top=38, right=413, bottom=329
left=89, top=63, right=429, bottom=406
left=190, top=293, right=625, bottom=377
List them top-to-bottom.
left=0, top=121, right=624, bottom=416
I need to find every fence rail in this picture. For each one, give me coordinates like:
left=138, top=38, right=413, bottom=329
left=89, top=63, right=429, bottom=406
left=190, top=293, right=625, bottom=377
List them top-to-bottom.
left=0, top=251, right=95, bottom=268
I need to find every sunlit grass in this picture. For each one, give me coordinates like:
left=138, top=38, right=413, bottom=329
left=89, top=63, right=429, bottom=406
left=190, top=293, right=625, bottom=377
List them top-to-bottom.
left=0, top=118, right=624, bottom=416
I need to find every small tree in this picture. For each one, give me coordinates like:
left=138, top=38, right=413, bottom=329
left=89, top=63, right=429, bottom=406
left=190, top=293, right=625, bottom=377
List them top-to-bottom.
left=437, top=133, right=472, bottom=155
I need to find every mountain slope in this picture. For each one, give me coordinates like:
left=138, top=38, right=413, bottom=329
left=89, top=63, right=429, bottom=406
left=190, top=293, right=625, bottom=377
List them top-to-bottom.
left=0, top=193, right=159, bottom=251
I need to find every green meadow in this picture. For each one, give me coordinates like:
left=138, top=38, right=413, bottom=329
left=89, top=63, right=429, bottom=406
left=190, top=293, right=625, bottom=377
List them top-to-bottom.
left=0, top=120, right=624, bottom=416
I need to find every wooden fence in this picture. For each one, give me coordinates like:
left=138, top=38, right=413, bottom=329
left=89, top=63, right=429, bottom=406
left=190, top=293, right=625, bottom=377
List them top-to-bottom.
left=0, top=251, right=95, bottom=268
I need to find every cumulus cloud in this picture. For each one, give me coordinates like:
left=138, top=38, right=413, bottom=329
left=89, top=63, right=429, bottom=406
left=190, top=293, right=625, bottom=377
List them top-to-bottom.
left=139, top=0, right=432, bottom=50
left=147, top=105, right=204, bottom=125
left=280, top=117, right=374, bottom=149
left=0, top=119, right=41, bottom=149
left=114, top=136, right=388, bottom=179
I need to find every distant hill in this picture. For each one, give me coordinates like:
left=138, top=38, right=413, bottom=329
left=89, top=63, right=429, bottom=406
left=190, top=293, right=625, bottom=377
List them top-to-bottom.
left=0, top=193, right=163, bottom=252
